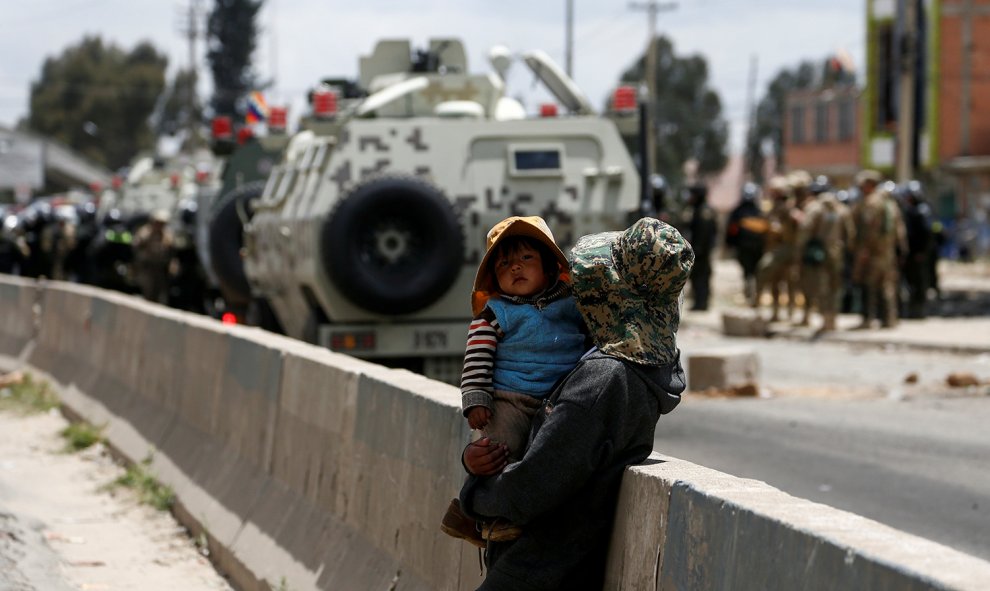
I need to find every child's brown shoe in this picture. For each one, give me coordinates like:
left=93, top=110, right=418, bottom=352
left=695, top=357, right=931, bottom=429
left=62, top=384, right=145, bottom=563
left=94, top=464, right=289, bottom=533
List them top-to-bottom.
left=440, top=498, right=486, bottom=548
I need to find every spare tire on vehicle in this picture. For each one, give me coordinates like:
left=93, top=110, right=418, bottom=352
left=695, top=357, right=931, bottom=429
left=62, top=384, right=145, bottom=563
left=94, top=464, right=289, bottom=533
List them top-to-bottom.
left=320, top=174, right=464, bottom=315
left=207, top=180, right=266, bottom=305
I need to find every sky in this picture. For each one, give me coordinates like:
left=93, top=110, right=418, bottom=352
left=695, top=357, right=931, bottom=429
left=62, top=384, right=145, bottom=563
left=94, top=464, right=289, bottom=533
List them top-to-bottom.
left=0, top=0, right=866, bottom=153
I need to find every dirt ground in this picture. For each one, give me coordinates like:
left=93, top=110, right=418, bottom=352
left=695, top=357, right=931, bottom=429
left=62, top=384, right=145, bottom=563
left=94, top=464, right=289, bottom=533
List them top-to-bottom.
left=0, top=407, right=233, bottom=591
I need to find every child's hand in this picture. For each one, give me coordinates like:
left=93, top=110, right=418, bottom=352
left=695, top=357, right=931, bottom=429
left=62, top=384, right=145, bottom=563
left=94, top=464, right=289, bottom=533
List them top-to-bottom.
left=466, top=407, right=492, bottom=430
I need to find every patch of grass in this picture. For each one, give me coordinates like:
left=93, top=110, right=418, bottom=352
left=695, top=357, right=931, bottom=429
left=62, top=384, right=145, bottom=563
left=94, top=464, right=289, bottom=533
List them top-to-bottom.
left=0, top=372, right=59, bottom=414
left=59, top=421, right=104, bottom=452
left=107, top=455, right=176, bottom=512
left=194, top=529, right=210, bottom=557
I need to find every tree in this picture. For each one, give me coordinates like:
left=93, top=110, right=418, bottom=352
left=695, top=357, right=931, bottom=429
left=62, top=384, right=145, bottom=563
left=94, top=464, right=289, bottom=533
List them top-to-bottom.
left=207, top=0, right=264, bottom=120
left=27, top=36, right=168, bottom=170
left=619, top=36, right=729, bottom=187
left=744, top=57, right=856, bottom=183
left=154, top=68, right=204, bottom=146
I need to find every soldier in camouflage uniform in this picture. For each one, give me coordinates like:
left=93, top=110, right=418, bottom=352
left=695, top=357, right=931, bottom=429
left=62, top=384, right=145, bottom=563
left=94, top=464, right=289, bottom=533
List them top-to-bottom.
left=853, top=170, right=907, bottom=328
left=786, top=171, right=817, bottom=326
left=756, top=175, right=801, bottom=321
left=899, top=181, right=934, bottom=318
left=797, top=188, right=856, bottom=332
left=43, top=206, right=79, bottom=281
left=132, top=209, right=176, bottom=304
left=460, top=217, right=692, bottom=590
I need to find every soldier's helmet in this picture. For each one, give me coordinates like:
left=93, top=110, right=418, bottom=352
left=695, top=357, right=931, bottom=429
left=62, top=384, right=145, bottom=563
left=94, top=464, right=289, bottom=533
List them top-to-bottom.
left=854, top=169, right=883, bottom=188
left=787, top=170, right=813, bottom=193
left=650, top=174, right=667, bottom=198
left=766, top=175, right=792, bottom=199
left=810, top=175, right=831, bottom=196
left=905, top=180, right=924, bottom=202
left=685, top=182, right=708, bottom=204
left=740, top=182, right=760, bottom=203
left=177, top=198, right=198, bottom=227
left=76, top=201, right=97, bottom=225
left=54, top=204, right=78, bottom=224
left=103, top=208, right=124, bottom=227
left=150, top=209, right=170, bottom=224
left=3, top=211, right=19, bottom=233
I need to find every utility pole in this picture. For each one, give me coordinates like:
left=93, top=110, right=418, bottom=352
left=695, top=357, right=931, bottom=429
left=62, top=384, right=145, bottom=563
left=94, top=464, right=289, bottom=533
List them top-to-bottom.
left=177, top=0, right=205, bottom=144
left=565, top=0, right=574, bottom=77
left=896, top=0, right=918, bottom=183
left=629, top=1, right=677, bottom=178
left=743, top=54, right=759, bottom=180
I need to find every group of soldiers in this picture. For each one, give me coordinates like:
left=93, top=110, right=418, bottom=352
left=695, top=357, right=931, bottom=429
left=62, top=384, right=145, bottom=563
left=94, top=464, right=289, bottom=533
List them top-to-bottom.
left=723, top=169, right=944, bottom=333
left=0, top=198, right=206, bottom=311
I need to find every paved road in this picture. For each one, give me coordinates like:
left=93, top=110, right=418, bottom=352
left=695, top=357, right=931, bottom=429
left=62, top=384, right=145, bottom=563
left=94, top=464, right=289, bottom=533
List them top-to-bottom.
left=660, top=320, right=990, bottom=561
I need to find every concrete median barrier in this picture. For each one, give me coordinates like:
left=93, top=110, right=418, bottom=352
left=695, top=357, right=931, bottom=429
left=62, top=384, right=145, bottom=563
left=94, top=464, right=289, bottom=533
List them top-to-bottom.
left=0, top=275, right=37, bottom=360
left=13, top=281, right=990, bottom=591
left=608, top=456, right=990, bottom=590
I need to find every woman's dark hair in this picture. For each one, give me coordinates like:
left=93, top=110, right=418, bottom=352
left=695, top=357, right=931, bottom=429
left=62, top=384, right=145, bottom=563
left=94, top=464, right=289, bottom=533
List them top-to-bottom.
left=489, top=235, right=560, bottom=286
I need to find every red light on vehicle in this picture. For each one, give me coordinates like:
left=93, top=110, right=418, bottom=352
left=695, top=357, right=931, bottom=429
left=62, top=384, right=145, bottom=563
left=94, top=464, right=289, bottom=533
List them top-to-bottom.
left=612, top=85, right=637, bottom=113
left=312, top=89, right=338, bottom=118
left=539, top=103, right=558, bottom=118
left=269, top=106, right=287, bottom=131
left=212, top=116, right=233, bottom=140
left=237, top=126, right=254, bottom=145
left=195, top=170, right=210, bottom=184
left=169, top=172, right=180, bottom=188
left=111, top=175, right=123, bottom=190
left=89, top=181, right=103, bottom=193
left=221, top=312, right=238, bottom=325
left=329, top=331, right=375, bottom=351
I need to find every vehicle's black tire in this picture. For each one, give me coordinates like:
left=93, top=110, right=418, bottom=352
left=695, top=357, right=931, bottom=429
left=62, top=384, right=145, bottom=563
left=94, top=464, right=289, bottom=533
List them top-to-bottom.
left=321, top=174, right=464, bottom=315
left=207, top=180, right=266, bottom=305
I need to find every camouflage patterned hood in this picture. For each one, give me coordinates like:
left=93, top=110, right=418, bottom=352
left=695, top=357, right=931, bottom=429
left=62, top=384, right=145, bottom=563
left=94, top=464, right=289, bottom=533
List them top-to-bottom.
left=568, top=217, right=694, bottom=366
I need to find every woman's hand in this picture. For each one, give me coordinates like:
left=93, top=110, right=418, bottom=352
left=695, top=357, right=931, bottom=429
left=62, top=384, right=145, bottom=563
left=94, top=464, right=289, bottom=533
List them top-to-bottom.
left=463, top=437, right=509, bottom=476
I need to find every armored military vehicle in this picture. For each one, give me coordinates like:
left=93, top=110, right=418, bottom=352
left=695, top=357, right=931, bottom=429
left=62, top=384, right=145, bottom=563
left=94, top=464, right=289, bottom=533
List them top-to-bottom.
left=243, top=38, right=645, bottom=382
left=200, top=114, right=291, bottom=321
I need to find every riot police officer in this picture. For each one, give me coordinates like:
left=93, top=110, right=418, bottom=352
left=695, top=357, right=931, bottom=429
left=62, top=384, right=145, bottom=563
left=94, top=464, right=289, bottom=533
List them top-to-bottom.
left=900, top=180, right=934, bottom=318
left=681, top=182, right=718, bottom=311
left=725, top=182, right=767, bottom=305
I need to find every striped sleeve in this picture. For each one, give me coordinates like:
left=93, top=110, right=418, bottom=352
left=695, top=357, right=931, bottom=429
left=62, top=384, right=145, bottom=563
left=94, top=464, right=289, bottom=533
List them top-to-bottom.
left=460, top=308, right=501, bottom=415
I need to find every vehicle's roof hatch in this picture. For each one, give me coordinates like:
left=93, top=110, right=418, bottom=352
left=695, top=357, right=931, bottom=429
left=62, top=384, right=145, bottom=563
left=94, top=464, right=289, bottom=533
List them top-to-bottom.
left=521, top=50, right=594, bottom=115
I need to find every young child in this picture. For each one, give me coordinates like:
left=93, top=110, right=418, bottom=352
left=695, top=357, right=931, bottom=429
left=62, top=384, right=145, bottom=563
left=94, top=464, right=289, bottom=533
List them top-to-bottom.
left=441, top=215, right=588, bottom=547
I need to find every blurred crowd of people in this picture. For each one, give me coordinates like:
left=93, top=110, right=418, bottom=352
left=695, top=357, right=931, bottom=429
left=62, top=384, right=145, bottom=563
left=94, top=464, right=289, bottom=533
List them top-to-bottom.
left=716, top=169, right=946, bottom=333
left=0, top=195, right=209, bottom=312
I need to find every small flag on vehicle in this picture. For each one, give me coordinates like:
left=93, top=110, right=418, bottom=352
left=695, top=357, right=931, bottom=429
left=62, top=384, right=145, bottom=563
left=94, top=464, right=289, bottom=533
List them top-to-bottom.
left=246, top=91, right=269, bottom=124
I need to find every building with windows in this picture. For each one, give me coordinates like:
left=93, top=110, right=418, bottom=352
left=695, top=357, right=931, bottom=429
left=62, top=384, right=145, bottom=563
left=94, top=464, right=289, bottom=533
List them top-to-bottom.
left=780, top=0, right=990, bottom=257
left=864, top=0, right=990, bottom=239
left=783, top=84, right=862, bottom=187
